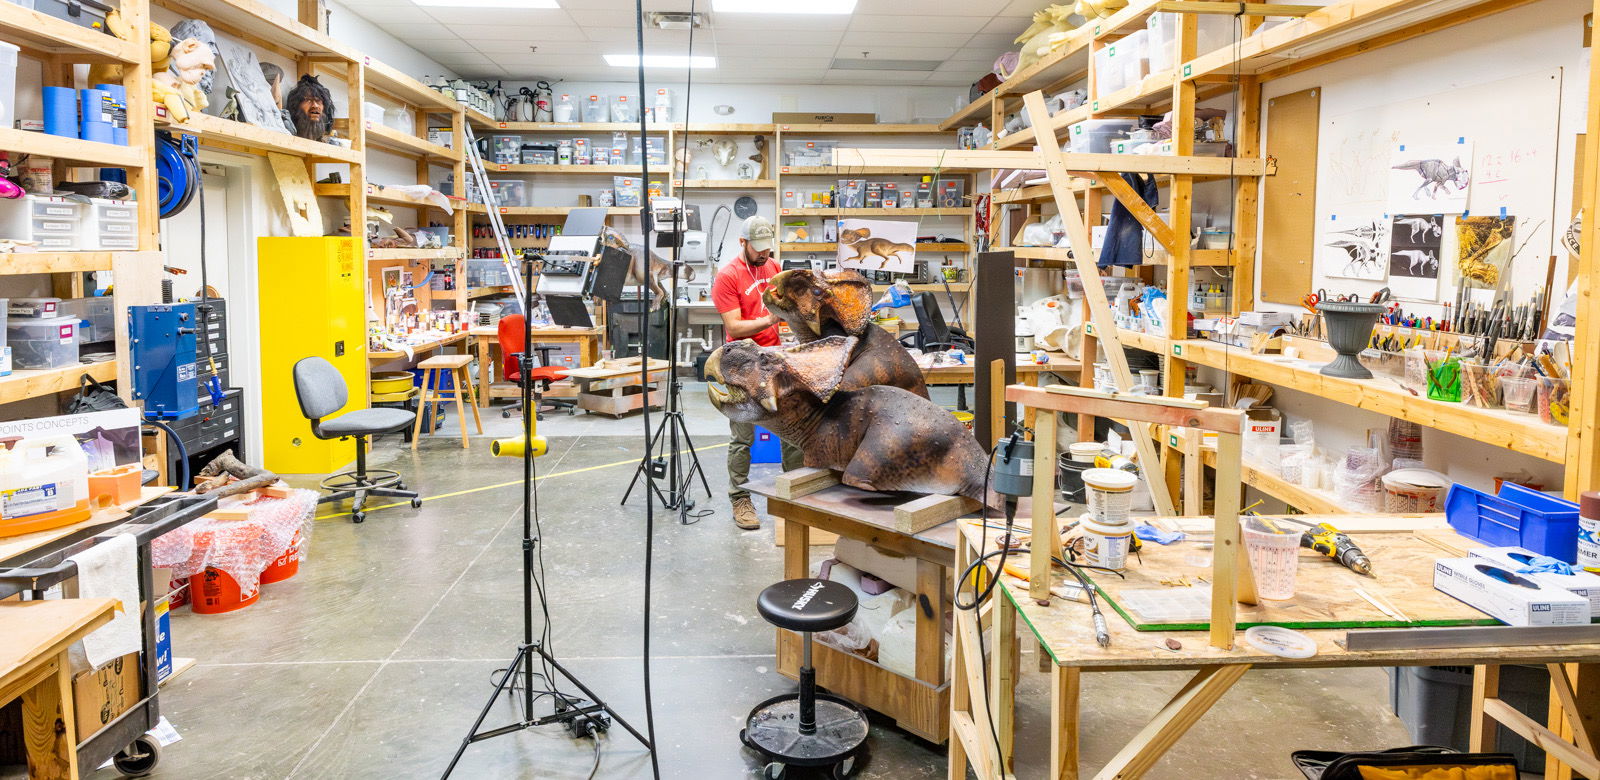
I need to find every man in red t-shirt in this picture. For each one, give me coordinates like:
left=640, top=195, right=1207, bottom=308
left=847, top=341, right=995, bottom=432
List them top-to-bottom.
left=712, top=215, right=802, bottom=530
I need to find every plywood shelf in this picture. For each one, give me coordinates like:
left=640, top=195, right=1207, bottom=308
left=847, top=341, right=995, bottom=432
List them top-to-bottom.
left=151, top=0, right=356, bottom=60
left=0, top=1, right=144, bottom=62
left=362, top=61, right=461, bottom=115
left=1090, top=70, right=1179, bottom=115
left=940, top=93, right=994, bottom=131
left=996, top=104, right=1091, bottom=150
left=158, top=111, right=361, bottom=163
left=472, top=121, right=672, bottom=133
left=363, top=123, right=460, bottom=163
left=674, top=123, right=776, bottom=134
left=776, top=123, right=952, bottom=135
left=0, top=128, right=146, bottom=169
left=487, top=164, right=651, bottom=176
left=780, top=166, right=967, bottom=176
left=676, top=179, right=776, bottom=189
left=314, top=183, right=462, bottom=211
left=463, top=204, right=638, bottom=217
left=778, top=207, right=968, bottom=217
left=366, top=248, right=464, bottom=261
left=0, top=251, right=153, bottom=275
left=871, top=282, right=971, bottom=293
left=467, top=285, right=514, bottom=299
left=1082, top=323, right=1170, bottom=355
left=1171, top=338, right=1569, bottom=463
left=0, top=360, right=117, bottom=406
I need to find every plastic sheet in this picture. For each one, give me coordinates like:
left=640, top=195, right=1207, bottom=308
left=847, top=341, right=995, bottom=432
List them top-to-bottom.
left=1333, top=446, right=1386, bottom=513
left=153, top=488, right=317, bottom=596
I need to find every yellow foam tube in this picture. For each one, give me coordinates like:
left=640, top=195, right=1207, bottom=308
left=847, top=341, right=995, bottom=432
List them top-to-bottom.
left=491, top=435, right=548, bottom=458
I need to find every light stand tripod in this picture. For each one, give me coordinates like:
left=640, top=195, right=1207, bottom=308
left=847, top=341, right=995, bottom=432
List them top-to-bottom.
left=620, top=206, right=712, bottom=524
left=441, top=260, right=654, bottom=779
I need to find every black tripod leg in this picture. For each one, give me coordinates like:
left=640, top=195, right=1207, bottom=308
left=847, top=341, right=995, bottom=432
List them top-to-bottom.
left=675, top=417, right=713, bottom=496
left=620, top=419, right=670, bottom=505
left=440, top=644, right=533, bottom=779
left=534, top=645, right=655, bottom=751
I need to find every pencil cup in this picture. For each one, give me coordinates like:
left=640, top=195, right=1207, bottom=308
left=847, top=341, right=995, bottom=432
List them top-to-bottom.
left=1424, top=350, right=1461, bottom=403
left=1537, top=376, right=1570, bottom=426
left=1501, top=377, right=1537, bottom=414
left=1242, top=517, right=1301, bottom=600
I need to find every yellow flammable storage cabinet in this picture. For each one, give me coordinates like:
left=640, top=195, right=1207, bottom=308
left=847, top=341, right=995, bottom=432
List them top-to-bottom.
left=258, top=237, right=367, bottom=474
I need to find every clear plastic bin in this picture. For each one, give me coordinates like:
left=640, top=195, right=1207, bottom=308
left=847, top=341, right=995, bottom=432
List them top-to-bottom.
left=1120, top=29, right=1150, bottom=88
left=0, top=41, right=15, bottom=130
left=1093, top=44, right=1126, bottom=96
left=1068, top=119, right=1139, bottom=154
left=0, top=196, right=84, bottom=249
left=465, top=258, right=514, bottom=288
left=9, top=297, right=61, bottom=319
left=60, top=297, right=114, bottom=343
left=6, top=316, right=78, bottom=369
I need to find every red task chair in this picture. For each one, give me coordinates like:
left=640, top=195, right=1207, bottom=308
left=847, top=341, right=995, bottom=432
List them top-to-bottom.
left=498, top=314, right=576, bottom=419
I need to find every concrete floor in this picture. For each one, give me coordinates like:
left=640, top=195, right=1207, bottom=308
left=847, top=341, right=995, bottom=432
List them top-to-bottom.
left=78, top=383, right=1412, bottom=779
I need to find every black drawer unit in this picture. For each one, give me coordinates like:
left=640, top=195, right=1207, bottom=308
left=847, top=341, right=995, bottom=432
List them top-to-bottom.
left=197, top=297, right=228, bottom=358
left=162, top=388, right=247, bottom=481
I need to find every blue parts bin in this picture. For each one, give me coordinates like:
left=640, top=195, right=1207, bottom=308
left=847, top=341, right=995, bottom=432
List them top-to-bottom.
left=1445, top=482, right=1580, bottom=562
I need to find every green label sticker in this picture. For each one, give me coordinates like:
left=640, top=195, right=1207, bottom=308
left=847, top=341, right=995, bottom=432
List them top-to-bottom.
left=1183, top=64, right=1192, bottom=77
left=1092, top=101, right=1099, bottom=111
left=1173, top=344, right=1184, bottom=356
left=1169, top=434, right=1178, bottom=447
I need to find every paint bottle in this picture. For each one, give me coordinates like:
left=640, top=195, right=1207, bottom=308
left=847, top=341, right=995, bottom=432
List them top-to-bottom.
left=1579, top=492, right=1600, bottom=573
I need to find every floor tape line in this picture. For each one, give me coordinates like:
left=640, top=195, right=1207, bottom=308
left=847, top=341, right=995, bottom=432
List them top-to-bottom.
left=314, top=442, right=730, bottom=520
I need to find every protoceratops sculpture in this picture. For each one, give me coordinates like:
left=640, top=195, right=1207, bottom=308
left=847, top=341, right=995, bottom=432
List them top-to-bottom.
left=762, top=268, right=927, bottom=398
left=705, top=336, right=988, bottom=503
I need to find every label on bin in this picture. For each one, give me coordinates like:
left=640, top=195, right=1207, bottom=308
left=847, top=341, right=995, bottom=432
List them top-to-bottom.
left=57, top=325, right=73, bottom=343
left=2, top=483, right=65, bottom=519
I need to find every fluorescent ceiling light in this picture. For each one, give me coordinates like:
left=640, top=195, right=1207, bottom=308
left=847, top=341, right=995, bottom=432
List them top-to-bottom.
left=414, top=0, right=559, bottom=7
left=713, top=0, right=855, bottom=13
left=604, top=54, right=717, bottom=68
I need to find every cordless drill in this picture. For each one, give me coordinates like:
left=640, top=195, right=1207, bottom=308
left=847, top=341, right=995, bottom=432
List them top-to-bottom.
left=1299, top=522, right=1372, bottom=575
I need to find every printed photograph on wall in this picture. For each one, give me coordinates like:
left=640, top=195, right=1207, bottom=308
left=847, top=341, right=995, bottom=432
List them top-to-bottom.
left=1388, top=141, right=1473, bottom=215
left=1386, top=214, right=1444, bottom=299
left=1323, top=215, right=1389, bottom=281
left=1455, top=215, right=1516, bottom=289
left=837, top=218, right=917, bottom=274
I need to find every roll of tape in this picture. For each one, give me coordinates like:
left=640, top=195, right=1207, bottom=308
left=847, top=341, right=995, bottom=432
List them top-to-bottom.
left=42, top=87, right=76, bottom=137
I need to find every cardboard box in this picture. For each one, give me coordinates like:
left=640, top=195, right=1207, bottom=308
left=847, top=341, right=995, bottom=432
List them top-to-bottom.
left=773, top=112, right=876, bottom=124
left=1468, top=546, right=1600, bottom=617
left=1433, top=558, right=1589, bottom=626
left=154, top=597, right=173, bottom=683
left=73, top=651, right=140, bottom=740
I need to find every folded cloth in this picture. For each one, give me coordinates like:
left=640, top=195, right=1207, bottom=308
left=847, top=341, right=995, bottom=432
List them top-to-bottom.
left=68, top=534, right=141, bottom=669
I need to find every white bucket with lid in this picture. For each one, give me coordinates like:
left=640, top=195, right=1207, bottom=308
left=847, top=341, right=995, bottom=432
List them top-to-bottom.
left=1068, top=441, right=1102, bottom=464
left=1083, top=467, right=1136, bottom=526
left=1381, top=468, right=1450, bottom=513
left=1080, top=512, right=1133, bottom=570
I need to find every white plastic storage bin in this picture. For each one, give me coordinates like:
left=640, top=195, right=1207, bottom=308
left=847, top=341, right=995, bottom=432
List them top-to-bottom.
left=1146, top=12, right=1234, bottom=73
left=1120, top=30, right=1150, bottom=89
left=0, top=41, right=17, bottom=130
left=1093, top=44, right=1126, bottom=96
left=1067, top=119, right=1139, bottom=154
left=0, top=196, right=87, bottom=250
left=83, top=198, right=137, bottom=250
left=10, top=297, right=61, bottom=319
left=60, top=297, right=114, bottom=342
left=6, top=316, right=78, bottom=369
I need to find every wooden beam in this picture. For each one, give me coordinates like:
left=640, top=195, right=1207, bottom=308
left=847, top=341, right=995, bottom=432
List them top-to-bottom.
left=1568, top=0, right=1600, bottom=497
left=1232, top=76, right=1263, bottom=313
left=832, top=147, right=1273, bottom=176
left=1093, top=172, right=1177, bottom=251
left=1013, top=384, right=1244, bottom=434
left=1030, top=409, right=1059, bottom=602
left=1210, top=430, right=1254, bottom=651
left=992, top=592, right=1018, bottom=773
left=1548, top=663, right=1598, bottom=758
left=1092, top=664, right=1252, bottom=779
left=1052, top=665, right=1081, bottom=780
left=1471, top=665, right=1503, bottom=751
left=1482, top=698, right=1600, bottom=779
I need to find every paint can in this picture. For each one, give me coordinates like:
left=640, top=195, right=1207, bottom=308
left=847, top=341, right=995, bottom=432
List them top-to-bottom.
left=1580, top=492, right=1600, bottom=573
left=1080, top=513, right=1132, bottom=570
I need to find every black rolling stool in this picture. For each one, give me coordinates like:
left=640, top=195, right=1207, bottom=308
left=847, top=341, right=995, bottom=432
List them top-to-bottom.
left=742, top=579, right=869, bottom=780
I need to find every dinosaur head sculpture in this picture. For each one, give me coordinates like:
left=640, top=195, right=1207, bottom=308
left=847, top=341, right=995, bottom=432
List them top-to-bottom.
left=763, top=269, right=874, bottom=340
left=704, top=336, right=856, bottom=423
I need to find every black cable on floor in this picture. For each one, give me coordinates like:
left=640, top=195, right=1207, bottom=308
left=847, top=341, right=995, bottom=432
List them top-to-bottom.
left=633, top=0, right=663, bottom=776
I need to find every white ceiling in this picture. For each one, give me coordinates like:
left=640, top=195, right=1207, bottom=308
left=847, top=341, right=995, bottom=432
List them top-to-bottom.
left=335, top=0, right=1051, bottom=84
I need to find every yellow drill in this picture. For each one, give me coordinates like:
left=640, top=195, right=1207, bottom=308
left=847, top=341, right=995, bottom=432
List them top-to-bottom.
left=1299, top=522, right=1372, bottom=575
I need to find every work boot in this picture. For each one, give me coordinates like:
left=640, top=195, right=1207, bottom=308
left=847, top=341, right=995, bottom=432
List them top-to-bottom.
left=732, top=497, right=761, bottom=530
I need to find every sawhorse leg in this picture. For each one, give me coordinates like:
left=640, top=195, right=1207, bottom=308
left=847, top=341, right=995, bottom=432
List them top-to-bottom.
left=1092, top=664, right=1251, bottom=780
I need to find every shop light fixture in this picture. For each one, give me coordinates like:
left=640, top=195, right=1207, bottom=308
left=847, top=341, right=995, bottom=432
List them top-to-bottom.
left=413, top=0, right=560, bottom=7
left=713, top=0, right=856, bottom=13
left=604, top=54, right=717, bottom=68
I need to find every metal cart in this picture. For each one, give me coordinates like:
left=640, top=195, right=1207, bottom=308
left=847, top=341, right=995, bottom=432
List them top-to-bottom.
left=0, top=493, right=217, bottom=777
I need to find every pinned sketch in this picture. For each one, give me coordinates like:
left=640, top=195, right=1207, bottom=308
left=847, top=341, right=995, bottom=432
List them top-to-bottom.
left=1389, top=141, right=1473, bottom=214
left=1386, top=214, right=1444, bottom=300
left=1323, top=215, right=1389, bottom=281
left=1455, top=215, right=1516, bottom=290
left=837, top=219, right=916, bottom=273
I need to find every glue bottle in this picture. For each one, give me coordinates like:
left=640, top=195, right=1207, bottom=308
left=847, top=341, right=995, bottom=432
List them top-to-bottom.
left=1580, top=492, right=1600, bottom=572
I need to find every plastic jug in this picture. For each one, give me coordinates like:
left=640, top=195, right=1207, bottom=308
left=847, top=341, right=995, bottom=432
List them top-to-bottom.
left=553, top=94, right=576, bottom=123
left=0, top=434, right=91, bottom=537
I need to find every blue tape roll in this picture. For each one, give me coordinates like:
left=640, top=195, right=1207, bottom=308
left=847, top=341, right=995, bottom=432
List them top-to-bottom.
left=93, top=83, right=126, bottom=102
left=42, top=86, right=77, bottom=137
left=79, top=88, right=108, bottom=125
left=81, top=121, right=113, bottom=144
left=112, top=126, right=128, bottom=146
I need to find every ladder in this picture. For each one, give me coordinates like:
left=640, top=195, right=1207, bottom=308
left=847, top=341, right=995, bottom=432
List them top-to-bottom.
left=460, top=122, right=528, bottom=311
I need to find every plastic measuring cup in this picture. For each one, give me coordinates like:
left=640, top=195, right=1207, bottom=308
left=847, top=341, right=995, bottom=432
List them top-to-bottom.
left=1501, top=376, right=1537, bottom=413
left=1241, top=516, right=1302, bottom=600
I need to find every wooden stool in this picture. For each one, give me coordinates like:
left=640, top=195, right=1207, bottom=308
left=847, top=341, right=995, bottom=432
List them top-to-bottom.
left=412, top=354, right=483, bottom=449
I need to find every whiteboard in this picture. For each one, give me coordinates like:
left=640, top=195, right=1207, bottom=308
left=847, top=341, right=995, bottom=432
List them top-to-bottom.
left=1313, top=68, right=1563, bottom=309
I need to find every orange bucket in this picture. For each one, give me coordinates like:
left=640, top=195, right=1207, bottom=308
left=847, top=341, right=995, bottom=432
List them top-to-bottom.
left=260, top=530, right=303, bottom=585
left=192, top=567, right=260, bottom=614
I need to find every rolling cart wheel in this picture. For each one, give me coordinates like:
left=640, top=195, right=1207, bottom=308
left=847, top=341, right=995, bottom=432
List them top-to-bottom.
left=410, top=497, right=422, bottom=509
left=352, top=511, right=366, bottom=523
left=112, top=734, right=161, bottom=777
left=830, top=755, right=857, bottom=779
left=763, top=761, right=786, bottom=780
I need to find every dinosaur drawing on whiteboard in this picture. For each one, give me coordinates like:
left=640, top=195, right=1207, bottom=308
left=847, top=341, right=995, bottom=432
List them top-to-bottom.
left=1393, top=158, right=1470, bottom=200
left=1394, top=216, right=1442, bottom=241
left=1392, top=249, right=1437, bottom=275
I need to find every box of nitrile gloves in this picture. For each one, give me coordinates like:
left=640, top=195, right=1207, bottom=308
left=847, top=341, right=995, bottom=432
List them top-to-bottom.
left=1468, top=546, right=1600, bottom=617
left=1433, top=557, right=1588, bottom=626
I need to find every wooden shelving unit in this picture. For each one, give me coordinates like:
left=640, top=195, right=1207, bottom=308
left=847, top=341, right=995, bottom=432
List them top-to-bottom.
left=157, top=111, right=362, bottom=163
left=0, top=127, right=147, bottom=168
left=676, top=179, right=777, bottom=189
left=0, top=361, right=118, bottom=406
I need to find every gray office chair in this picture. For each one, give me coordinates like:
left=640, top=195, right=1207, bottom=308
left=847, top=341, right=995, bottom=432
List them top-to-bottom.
left=293, top=357, right=422, bottom=523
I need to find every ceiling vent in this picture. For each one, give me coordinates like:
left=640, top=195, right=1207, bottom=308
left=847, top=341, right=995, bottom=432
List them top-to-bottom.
left=650, top=11, right=707, bottom=29
left=830, top=58, right=940, bottom=72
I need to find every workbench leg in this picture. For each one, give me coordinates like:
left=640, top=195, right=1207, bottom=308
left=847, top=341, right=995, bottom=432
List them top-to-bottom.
left=476, top=335, right=491, bottom=407
left=581, top=335, right=598, bottom=367
left=783, top=519, right=808, bottom=580
left=951, top=538, right=974, bottom=780
left=917, top=558, right=947, bottom=686
left=992, top=590, right=1017, bottom=773
left=955, top=591, right=1004, bottom=779
left=23, top=658, right=77, bottom=780
left=1543, top=662, right=1600, bottom=780
left=1093, top=664, right=1251, bottom=780
left=1471, top=664, right=1502, bottom=752
left=1052, top=665, right=1080, bottom=780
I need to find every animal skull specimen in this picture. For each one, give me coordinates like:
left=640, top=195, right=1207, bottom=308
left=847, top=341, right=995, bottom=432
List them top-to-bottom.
left=711, top=139, right=737, bottom=167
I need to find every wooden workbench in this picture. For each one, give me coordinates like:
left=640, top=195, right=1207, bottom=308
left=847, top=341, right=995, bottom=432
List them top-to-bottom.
left=468, top=325, right=604, bottom=406
left=921, top=351, right=1079, bottom=387
left=560, top=357, right=669, bottom=417
left=953, top=520, right=1600, bottom=779
left=0, top=598, right=118, bottom=780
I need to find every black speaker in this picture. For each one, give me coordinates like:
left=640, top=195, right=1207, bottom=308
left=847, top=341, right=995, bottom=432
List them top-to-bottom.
left=587, top=243, right=632, bottom=302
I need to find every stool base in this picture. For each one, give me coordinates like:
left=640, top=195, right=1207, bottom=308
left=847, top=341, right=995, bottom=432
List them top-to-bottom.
left=741, top=691, right=867, bottom=775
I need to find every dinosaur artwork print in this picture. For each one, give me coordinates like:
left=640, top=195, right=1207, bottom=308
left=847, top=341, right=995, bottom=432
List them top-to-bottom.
left=1388, top=142, right=1473, bottom=214
left=1386, top=212, right=1446, bottom=298
left=1455, top=215, right=1517, bottom=289
left=1325, top=217, right=1388, bottom=281
left=835, top=218, right=917, bottom=273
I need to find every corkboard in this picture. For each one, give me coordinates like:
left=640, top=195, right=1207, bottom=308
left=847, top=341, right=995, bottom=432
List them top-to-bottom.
left=1260, top=88, right=1321, bottom=305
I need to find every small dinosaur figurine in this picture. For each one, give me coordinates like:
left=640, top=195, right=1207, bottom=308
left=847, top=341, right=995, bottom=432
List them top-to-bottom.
left=705, top=336, right=989, bottom=503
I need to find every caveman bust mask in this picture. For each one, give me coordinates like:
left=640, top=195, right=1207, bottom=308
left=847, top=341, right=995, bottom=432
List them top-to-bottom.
left=286, top=74, right=335, bottom=142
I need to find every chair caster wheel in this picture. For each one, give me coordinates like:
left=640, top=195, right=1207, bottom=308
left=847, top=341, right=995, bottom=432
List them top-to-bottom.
left=410, top=497, right=422, bottom=509
left=352, top=511, right=365, bottom=523
left=112, top=734, right=161, bottom=777
left=831, top=755, right=857, bottom=779
left=763, top=762, right=786, bottom=780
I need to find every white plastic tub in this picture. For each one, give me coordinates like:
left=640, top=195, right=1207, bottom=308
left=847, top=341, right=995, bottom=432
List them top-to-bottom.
left=0, top=41, right=16, bottom=130
left=6, top=316, right=78, bottom=369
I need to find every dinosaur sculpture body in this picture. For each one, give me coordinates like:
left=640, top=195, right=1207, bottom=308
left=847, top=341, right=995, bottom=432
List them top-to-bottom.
left=762, top=268, right=927, bottom=398
left=705, top=337, right=987, bottom=503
